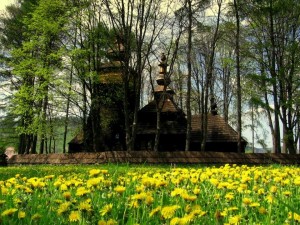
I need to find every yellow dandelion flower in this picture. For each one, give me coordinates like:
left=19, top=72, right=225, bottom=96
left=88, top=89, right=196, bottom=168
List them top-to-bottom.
left=89, top=169, right=101, bottom=177
left=101, top=169, right=109, bottom=174
left=44, top=175, right=55, bottom=179
left=87, top=177, right=103, bottom=188
left=294, top=177, right=300, bottom=186
left=210, top=178, right=219, bottom=186
left=60, top=184, right=68, bottom=191
left=114, top=185, right=126, bottom=194
left=135, top=185, right=145, bottom=193
left=270, top=186, right=277, bottom=193
left=1, top=187, right=9, bottom=195
left=76, top=187, right=90, bottom=196
left=171, top=188, right=187, bottom=197
left=193, top=188, right=200, bottom=195
left=257, top=188, right=265, bottom=195
left=63, top=191, right=72, bottom=200
left=283, top=191, right=292, bottom=197
left=225, top=192, right=234, bottom=201
left=182, top=193, right=197, bottom=201
left=214, top=194, right=221, bottom=200
left=145, top=195, right=154, bottom=205
left=266, top=195, right=273, bottom=203
left=242, top=197, right=252, bottom=205
left=0, top=200, right=5, bottom=207
left=129, top=200, right=139, bottom=208
left=78, top=201, right=92, bottom=212
left=57, top=202, right=72, bottom=215
left=249, top=202, right=260, bottom=207
left=100, top=204, right=113, bottom=216
left=161, top=205, right=180, bottom=219
left=149, top=206, right=161, bottom=217
left=228, top=207, right=239, bottom=211
left=258, top=207, right=267, bottom=214
left=1, top=208, right=18, bottom=216
left=191, top=209, right=206, bottom=217
left=221, top=210, right=228, bottom=217
left=18, top=211, right=26, bottom=219
left=69, top=211, right=81, bottom=222
left=288, top=212, right=300, bottom=222
left=31, top=213, right=42, bottom=220
left=180, top=214, right=194, bottom=224
left=228, top=215, right=241, bottom=224
left=170, top=217, right=180, bottom=225
left=107, top=219, right=117, bottom=225
left=98, top=220, right=107, bottom=225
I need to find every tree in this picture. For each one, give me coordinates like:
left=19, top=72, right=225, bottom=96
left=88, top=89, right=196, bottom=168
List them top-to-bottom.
left=9, top=0, right=68, bottom=154
left=241, top=0, right=300, bottom=154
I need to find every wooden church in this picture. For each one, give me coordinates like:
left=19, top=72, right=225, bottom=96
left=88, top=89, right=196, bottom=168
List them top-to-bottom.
left=69, top=42, right=247, bottom=153
left=135, top=54, right=247, bottom=152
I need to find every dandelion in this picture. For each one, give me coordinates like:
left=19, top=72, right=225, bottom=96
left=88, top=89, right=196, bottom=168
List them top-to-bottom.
left=89, top=169, right=101, bottom=177
left=87, top=177, right=102, bottom=188
left=114, top=185, right=126, bottom=194
left=270, top=186, right=277, bottom=193
left=76, top=187, right=90, bottom=196
left=193, top=187, right=200, bottom=195
left=63, top=191, right=72, bottom=200
left=283, top=191, right=292, bottom=196
left=225, top=192, right=234, bottom=201
left=182, top=193, right=197, bottom=201
left=145, top=195, right=154, bottom=205
left=266, top=195, right=273, bottom=203
left=242, top=197, right=252, bottom=205
left=0, top=200, right=6, bottom=206
left=78, top=200, right=92, bottom=212
left=57, top=202, right=72, bottom=215
left=249, top=202, right=260, bottom=208
left=100, top=204, right=113, bottom=216
left=161, top=205, right=180, bottom=219
left=149, top=206, right=161, bottom=217
left=258, top=207, right=267, bottom=214
left=1, top=208, right=18, bottom=217
left=18, top=211, right=26, bottom=219
left=69, top=211, right=81, bottom=222
left=288, top=212, right=300, bottom=222
left=31, top=213, right=42, bottom=220
left=228, top=215, right=241, bottom=224
left=170, top=217, right=180, bottom=225
left=107, top=219, right=117, bottom=225
left=98, top=220, right=107, bottom=225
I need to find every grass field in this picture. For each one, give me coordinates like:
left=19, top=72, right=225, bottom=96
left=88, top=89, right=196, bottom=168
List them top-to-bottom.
left=0, top=164, right=299, bottom=224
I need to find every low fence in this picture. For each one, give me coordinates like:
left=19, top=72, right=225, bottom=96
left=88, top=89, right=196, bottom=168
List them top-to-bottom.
left=6, top=151, right=300, bottom=165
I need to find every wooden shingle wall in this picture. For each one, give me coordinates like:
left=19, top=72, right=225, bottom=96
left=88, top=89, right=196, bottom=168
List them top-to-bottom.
left=6, top=151, right=300, bottom=165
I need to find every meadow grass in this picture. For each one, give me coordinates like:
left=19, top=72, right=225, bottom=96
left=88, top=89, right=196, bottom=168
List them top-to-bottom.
left=0, top=163, right=299, bottom=224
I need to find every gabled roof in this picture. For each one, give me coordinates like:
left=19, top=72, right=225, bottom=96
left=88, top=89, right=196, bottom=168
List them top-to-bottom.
left=139, top=99, right=184, bottom=114
left=191, top=114, right=247, bottom=143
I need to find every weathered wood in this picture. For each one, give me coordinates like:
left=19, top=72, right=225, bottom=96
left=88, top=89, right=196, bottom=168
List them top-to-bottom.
left=5, top=151, right=300, bottom=165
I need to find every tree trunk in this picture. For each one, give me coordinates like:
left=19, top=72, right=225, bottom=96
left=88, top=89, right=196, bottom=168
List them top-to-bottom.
left=185, top=0, right=192, bottom=151
left=234, top=0, right=242, bottom=153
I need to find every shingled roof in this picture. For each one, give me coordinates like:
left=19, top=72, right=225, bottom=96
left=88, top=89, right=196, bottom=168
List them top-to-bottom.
left=137, top=98, right=186, bottom=135
left=139, top=98, right=184, bottom=114
left=191, top=114, right=247, bottom=143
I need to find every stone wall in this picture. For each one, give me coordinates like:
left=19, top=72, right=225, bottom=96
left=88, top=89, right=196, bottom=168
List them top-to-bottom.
left=6, top=151, right=300, bottom=165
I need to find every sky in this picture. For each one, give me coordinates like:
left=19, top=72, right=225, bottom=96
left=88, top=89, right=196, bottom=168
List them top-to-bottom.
left=0, top=0, right=15, bottom=12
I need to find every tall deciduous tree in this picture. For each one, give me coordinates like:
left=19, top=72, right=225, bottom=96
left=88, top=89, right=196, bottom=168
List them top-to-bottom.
left=10, top=0, right=67, bottom=154
left=242, top=0, right=300, bottom=154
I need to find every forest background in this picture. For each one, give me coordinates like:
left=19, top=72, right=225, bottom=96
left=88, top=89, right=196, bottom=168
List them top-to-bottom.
left=0, top=0, right=299, bottom=154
